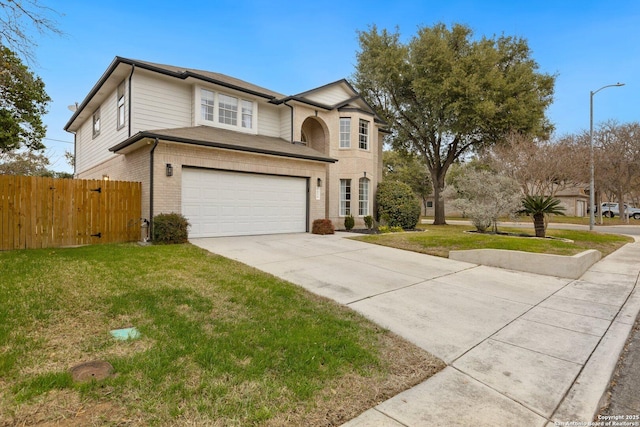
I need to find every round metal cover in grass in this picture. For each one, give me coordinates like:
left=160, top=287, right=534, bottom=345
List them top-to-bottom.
left=70, top=360, right=114, bottom=382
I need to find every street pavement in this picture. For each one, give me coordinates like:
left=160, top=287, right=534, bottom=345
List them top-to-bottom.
left=191, top=231, right=640, bottom=426
left=598, top=309, right=640, bottom=421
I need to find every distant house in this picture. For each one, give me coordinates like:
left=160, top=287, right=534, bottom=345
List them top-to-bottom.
left=65, top=57, right=386, bottom=238
left=555, top=186, right=589, bottom=217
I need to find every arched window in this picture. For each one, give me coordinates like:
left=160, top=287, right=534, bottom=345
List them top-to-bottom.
left=359, top=177, right=370, bottom=216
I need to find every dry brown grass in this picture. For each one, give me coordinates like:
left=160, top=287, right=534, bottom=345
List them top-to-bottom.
left=269, top=332, right=444, bottom=426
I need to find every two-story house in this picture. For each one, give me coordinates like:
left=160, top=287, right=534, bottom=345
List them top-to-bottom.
left=64, top=57, right=385, bottom=238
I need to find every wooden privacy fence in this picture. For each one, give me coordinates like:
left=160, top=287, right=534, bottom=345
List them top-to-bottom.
left=0, top=175, right=142, bottom=250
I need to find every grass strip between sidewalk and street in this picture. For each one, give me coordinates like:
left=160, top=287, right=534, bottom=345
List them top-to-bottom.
left=352, top=224, right=633, bottom=258
left=0, top=243, right=444, bottom=426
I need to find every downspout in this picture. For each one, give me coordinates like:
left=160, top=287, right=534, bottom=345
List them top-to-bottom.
left=128, top=64, right=135, bottom=137
left=284, top=101, right=294, bottom=142
left=72, top=132, right=77, bottom=176
left=149, top=137, right=159, bottom=240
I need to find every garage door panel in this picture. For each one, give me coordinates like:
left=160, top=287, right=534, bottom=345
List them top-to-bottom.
left=182, top=169, right=307, bottom=238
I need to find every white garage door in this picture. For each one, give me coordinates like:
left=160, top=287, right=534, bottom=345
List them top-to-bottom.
left=182, top=168, right=308, bottom=238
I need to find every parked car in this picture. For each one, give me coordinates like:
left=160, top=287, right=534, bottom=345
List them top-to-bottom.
left=600, top=203, right=640, bottom=219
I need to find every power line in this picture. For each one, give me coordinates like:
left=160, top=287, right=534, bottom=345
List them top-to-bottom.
left=44, top=137, right=74, bottom=144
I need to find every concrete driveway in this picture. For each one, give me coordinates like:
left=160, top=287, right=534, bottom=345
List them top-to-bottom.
left=191, top=232, right=640, bottom=426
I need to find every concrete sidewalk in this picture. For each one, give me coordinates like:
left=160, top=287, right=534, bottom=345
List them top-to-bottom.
left=191, top=233, right=640, bottom=426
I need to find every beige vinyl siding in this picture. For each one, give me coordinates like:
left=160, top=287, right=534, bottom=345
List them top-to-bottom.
left=131, top=71, right=192, bottom=134
left=74, top=85, right=126, bottom=174
left=303, top=85, right=352, bottom=106
left=257, top=103, right=281, bottom=138
left=279, top=107, right=291, bottom=141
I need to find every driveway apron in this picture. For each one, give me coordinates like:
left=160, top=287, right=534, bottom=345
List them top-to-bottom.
left=191, top=233, right=640, bottom=427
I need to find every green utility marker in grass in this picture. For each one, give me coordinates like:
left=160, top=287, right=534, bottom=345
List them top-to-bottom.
left=109, top=327, right=141, bottom=340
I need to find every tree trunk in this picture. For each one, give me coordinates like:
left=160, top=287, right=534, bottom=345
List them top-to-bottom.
left=432, top=171, right=447, bottom=225
left=617, top=191, right=628, bottom=223
left=533, top=213, right=545, bottom=238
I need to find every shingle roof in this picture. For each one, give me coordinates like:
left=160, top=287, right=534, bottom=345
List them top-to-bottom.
left=131, top=59, right=287, bottom=99
left=110, top=126, right=336, bottom=163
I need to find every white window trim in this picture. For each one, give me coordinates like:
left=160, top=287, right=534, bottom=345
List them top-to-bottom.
left=117, top=81, right=126, bottom=130
left=195, top=86, right=258, bottom=134
left=92, top=108, right=101, bottom=139
left=339, top=117, right=351, bottom=149
left=359, top=119, right=369, bottom=150
left=359, top=177, right=369, bottom=216
left=340, top=179, right=351, bottom=217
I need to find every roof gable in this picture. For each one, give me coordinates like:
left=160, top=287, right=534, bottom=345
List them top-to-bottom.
left=290, top=79, right=380, bottom=118
left=294, top=80, right=357, bottom=106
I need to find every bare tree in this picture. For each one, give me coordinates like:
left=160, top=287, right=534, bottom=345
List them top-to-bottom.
left=0, top=0, right=62, bottom=62
left=593, top=121, right=640, bottom=220
left=480, top=133, right=588, bottom=197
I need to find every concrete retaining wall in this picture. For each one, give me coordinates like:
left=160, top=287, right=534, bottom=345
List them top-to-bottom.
left=448, top=249, right=602, bottom=279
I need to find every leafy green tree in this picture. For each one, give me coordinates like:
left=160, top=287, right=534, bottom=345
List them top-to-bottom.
left=353, top=23, right=555, bottom=225
left=0, top=45, right=50, bottom=152
left=383, top=150, right=432, bottom=213
left=520, top=195, right=565, bottom=238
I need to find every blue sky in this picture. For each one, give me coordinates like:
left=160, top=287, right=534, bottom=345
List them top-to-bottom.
left=31, top=0, right=640, bottom=173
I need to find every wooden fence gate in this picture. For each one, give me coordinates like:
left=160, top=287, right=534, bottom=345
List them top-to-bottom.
left=0, top=175, right=142, bottom=250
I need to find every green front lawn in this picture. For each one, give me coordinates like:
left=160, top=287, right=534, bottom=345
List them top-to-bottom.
left=422, top=215, right=640, bottom=226
left=353, top=224, right=633, bottom=258
left=0, top=244, right=443, bottom=426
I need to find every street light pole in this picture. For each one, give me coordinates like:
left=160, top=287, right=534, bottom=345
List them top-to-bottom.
left=589, top=83, right=624, bottom=231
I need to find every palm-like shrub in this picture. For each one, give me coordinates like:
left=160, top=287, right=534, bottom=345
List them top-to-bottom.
left=520, top=195, right=566, bottom=238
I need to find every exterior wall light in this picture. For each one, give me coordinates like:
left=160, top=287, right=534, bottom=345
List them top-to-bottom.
left=166, top=163, right=173, bottom=177
left=317, top=177, right=322, bottom=187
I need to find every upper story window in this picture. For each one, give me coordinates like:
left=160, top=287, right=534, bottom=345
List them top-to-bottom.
left=117, top=81, right=125, bottom=130
left=199, top=88, right=255, bottom=132
left=201, top=89, right=215, bottom=121
left=218, top=94, right=238, bottom=125
left=241, top=100, right=253, bottom=128
left=92, top=108, right=101, bottom=139
left=340, top=118, right=351, bottom=148
left=359, top=119, right=369, bottom=150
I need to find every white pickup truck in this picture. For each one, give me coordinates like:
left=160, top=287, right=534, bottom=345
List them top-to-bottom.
left=600, top=202, right=640, bottom=219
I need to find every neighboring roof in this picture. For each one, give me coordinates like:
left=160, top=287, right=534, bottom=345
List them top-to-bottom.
left=109, top=126, right=337, bottom=163
left=555, top=186, right=589, bottom=197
